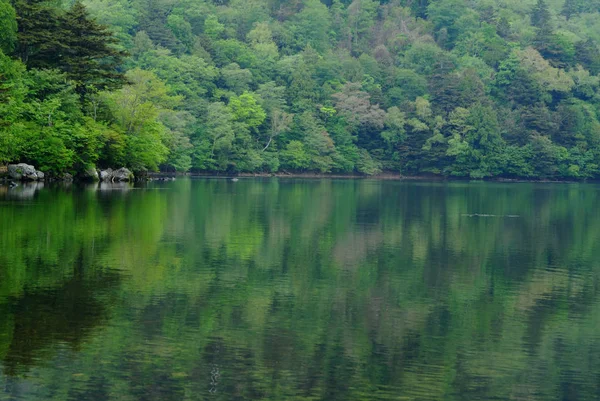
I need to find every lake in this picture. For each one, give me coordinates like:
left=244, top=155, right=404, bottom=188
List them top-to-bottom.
left=1, top=178, right=600, bottom=400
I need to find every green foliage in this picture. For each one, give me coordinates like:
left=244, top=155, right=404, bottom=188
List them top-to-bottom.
left=0, top=0, right=16, bottom=54
left=13, top=0, right=125, bottom=94
left=287, top=0, right=331, bottom=53
left=427, top=0, right=469, bottom=48
left=531, top=0, right=552, bottom=29
left=61, top=1, right=126, bottom=97
left=203, top=14, right=224, bottom=39
left=135, top=49, right=217, bottom=107
left=0, top=50, right=26, bottom=164
left=100, top=69, right=175, bottom=171
left=228, top=92, right=266, bottom=129
left=192, top=101, right=235, bottom=170
left=381, top=106, right=406, bottom=148
left=124, top=121, right=168, bottom=171
left=16, top=126, right=75, bottom=173
left=281, top=140, right=310, bottom=170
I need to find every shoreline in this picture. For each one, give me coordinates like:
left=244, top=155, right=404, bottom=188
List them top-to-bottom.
left=1, top=171, right=592, bottom=185
left=153, top=171, right=590, bottom=184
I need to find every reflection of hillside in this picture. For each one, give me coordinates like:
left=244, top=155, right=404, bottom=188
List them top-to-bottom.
left=2, top=180, right=600, bottom=399
left=179, top=181, right=600, bottom=400
left=0, top=182, right=170, bottom=379
left=333, top=228, right=383, bottom=269
left=0, top=265, right=121, bottom=376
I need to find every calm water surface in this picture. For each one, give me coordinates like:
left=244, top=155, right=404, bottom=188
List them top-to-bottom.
left=1, top=178, right=600, bottom=400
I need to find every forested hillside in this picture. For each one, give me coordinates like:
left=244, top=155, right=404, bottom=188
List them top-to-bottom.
left=2, top=0, right=600, bottom=179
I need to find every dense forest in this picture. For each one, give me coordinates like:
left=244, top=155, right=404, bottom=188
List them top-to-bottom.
left=2, top=0, right=600, bottom=179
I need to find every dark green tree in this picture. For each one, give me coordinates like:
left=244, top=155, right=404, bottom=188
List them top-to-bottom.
left=0, top=0, right=17, bottom=53
left=12, top=0, right=64, bottom=66
left=12, top=0, right=125, bottom=98
left=136, top=0, right=183, bottom=53
left=426, top=0, right=468, bottom=48
left=530, top=0, right=566, bottom=66
left=531, top=0, right=552, bottom=28
left=561, top=0, right=581, bottom=20
left=62, top=2, right=126, bottom=98
left=496, top=16, right=511, bottom=38
left=575, top=39, right=600, bottom=75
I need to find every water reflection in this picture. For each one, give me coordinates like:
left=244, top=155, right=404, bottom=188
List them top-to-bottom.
left=0, top=179, right=600, bottom=400
left=1, top=182, right=45, bottom=200
left=97, top=182, right=133, bottom=192
left=1, top=267, right=120, bottom=376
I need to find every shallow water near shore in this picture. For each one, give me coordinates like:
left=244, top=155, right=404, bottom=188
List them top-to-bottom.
left=1, top=178, right=600, bottom=400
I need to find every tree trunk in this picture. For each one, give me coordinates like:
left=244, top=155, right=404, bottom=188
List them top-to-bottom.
left=262, top=136, right=273, bottom=152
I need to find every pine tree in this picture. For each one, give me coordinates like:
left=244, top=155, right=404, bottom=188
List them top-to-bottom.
left=0, top=0, right=17, bottom=53
left=12, top=0, right=66, bottom=66
left=13, top=0, right=125, bottom=98
left=137, top=0, right=183, bottom=53
left=414, top=0, right=429, bottom=19
left=531, top=0, right=552, bottom=28
left=531, top=0, right=557, bottom=63
left=561, top=0, right=581, bottom=20
left=61, top=2, right=126, bottom=97
left=496, top=16, right=511, bottom=38
left=575, top=39, right=600, bottom=75
left=428, top=61, right=461, bottom=114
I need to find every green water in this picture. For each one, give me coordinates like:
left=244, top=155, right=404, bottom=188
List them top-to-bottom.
left=1, top=179, right=600, bottom=401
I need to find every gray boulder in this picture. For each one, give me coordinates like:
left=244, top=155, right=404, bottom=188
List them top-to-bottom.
left=8, top=163, right=38, bottom=181
left=81, top=166, right=99, bottom=181
left=99, top=167, right=133, bottom=182
left=112, top=167, right=134, bottom=182
left=99, top=168, right=113, bottom=182
left=36, top=170, right=45, bottom=180
left=63, top=173, right=73, bottom=181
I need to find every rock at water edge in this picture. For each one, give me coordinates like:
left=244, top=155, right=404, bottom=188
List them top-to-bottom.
left=8, top=164, right=38, bottom=181
left=82, top=166, right=99, bottom=181
left=112, top=167, right=134, bottom=182
left=100, top=169, right=113, bottom=182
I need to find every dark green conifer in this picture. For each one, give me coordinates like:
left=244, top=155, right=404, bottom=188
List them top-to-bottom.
left=12, top=0, right=65, bottom=66
left=12, top=0, right=125, bottom=99
left=530, top=0, right=552, bottom=28
left=561, top=0, right=580, bottom=20
left=62, top=1, right=126, bottom=97
left=575, top=39, right=600, bottom=75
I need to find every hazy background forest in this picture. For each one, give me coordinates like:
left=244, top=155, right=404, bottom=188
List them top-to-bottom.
left=2, top=0, right=600, bottom=179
